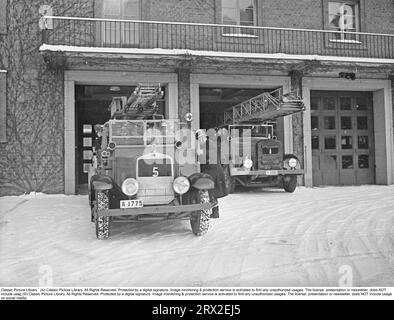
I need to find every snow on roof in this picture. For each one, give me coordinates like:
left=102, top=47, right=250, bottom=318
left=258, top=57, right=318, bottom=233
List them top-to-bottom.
left=39, top=44, right=394, bottom=64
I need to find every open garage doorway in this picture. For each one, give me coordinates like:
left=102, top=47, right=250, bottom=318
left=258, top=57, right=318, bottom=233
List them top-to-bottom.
left=75, top=84, right=167, bottom=194
left=198, top=87, right=285, bottom=146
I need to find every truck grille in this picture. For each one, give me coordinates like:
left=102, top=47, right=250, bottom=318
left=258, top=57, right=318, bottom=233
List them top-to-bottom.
left=255, top=140, right=283, bottom=170
left=137, top=156, right=174, bottom=205
left=137, top=177, right=175, bottom=205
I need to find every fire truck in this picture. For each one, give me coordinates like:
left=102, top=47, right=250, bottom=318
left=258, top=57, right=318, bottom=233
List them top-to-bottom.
left=89, top=84, right=226, bottom=240
left=215, top=88, right=305, bottom=194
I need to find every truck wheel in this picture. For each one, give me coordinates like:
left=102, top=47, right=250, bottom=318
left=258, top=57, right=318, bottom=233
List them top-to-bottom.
left=223, top=166, right=235, bottom=194
left=283, top=175, right=297, bottom=193
left=96, top=190, right=110, bottom=240
left=190, top=190, right=212, bottom=236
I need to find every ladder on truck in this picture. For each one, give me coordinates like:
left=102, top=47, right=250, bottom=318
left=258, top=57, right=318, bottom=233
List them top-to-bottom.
left=110, top=84, right=164, bottom=120
left=223, top=88, right=305, bottom=125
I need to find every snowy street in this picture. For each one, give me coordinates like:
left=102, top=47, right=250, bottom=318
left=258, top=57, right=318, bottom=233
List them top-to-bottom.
left=0, top=186, right=393, bottom=287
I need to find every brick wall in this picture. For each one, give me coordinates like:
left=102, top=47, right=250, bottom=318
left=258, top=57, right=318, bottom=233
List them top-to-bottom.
left=0, top=0, right=94, bottom=196
left=0, top=0, right=392, bottom=195
left=142, top=0, right=394, bottom=34
left=146, top=0, right=215, bottom=23
left=261, top=0, right=324, bottom=29
left=365, top=0, right=394, bottom=34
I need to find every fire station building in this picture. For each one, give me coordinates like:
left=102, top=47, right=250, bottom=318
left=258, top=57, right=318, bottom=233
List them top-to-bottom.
left=0, top=0, right=393, bottom=195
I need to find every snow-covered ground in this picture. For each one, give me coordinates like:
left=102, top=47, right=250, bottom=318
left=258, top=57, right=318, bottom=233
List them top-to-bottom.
left=0, top=186, right=393, bottom=287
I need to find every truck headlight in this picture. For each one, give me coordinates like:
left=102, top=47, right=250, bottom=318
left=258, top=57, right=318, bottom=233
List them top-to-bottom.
left=243, top=158, right=253, bottom=169
left=288, top=158, right=298, bottom=168
left=173, top=176, right=190, bottom=195
left=122, top=178, right=139, bottom=196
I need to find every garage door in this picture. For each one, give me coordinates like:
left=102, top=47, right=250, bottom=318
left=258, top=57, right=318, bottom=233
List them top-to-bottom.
left=311, top=91, right=375, bottom=186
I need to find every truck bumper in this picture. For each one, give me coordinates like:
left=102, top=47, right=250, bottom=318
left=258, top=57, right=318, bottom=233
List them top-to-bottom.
left=230, top=169, right=304, bottom=176
left=98, top=202, right=215, bottom=218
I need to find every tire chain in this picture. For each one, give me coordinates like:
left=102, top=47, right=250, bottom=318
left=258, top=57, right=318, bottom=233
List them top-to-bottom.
left=193, top=190, right=211, bottom=236
left=96, top=191, right=110, bottom=240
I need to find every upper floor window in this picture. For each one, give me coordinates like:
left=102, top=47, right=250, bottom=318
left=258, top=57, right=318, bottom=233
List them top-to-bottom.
left=102, top=0, right=140, bottom=47
left=103, top=0, right=140, bottom=20
left=222, top=0, right=256, bottom=36
left=328, top=1, right=360, bottom=41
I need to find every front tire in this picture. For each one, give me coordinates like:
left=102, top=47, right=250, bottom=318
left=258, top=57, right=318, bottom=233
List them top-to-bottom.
left=283, top=175, right=297, bottom=193
left=95, top=190, right=110, bottom=240
left=190, top=190, right=212, bottom=236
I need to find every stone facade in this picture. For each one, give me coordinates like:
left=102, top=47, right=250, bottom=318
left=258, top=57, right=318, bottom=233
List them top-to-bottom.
left=0, top=0, right=393, bottom=195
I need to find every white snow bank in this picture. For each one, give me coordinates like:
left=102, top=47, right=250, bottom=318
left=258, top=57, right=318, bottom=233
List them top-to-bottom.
left=40, top=44, right=394, bottom=64
left=1, top=185, right=393, bottom=287
left=2, top=192, right=70, bottom=199
left=21, top=192, right=70, bottom=198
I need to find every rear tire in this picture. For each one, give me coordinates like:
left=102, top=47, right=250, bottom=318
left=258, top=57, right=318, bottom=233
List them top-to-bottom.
left=223, top=166, right=236, bottom=194
left=283, top=175, right=297, bottom=193
left=190, top=190, right=212, bottom=236
left=96, top=191, right=110, bottom=240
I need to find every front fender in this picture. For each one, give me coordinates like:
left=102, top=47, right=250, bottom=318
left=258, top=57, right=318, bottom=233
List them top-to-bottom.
left=188, top=173, right=215, bottom=190
left=91, top=175, right=114, bottom=191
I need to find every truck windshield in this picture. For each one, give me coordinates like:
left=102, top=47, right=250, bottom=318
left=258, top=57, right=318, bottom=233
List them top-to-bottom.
left=110, top=120, right=182, bottom=146
left=230, top=125, right=274, bottom=139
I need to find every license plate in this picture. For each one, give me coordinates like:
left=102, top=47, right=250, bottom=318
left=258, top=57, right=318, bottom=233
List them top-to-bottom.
left=265, top=170, right=279, bottom=176
left=120, top=200, right=144, bottom=209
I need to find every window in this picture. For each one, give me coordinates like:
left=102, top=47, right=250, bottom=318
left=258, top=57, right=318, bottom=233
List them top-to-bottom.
left=102, top=0, right=140, bottom=47
left=222, top=0, right=256, bottom=36
left=328, top=1, right=360, bottom=41
left=323, top=96, right=336, bottom=110
left=311, top=97, right=319, bottom=110
left=340, top=97, right=352, bottom=110
left=311, top=116, right=319, bottom=130
left=324, top=116, right=336, bottom=130
left=341, top=116, right=352, bottom=130
left=357, top=116, right=368, bottom=130
left=312, top=136, right=319, bottom=150
left=325, top=136, right=337, bottom=149
left=341, top=136, right=353, bottom=149
left=358, top=136, right=369, bottom=149
left=342, top=155, right=354, bottom=169
left=358, top=155, right=369, bottom=169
